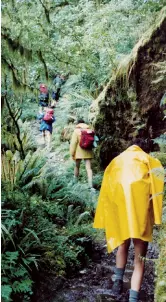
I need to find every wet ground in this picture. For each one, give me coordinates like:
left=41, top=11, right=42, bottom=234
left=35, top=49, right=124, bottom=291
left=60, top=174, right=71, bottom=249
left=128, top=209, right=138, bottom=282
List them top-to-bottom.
left=33, top=241, right=158, bottom=302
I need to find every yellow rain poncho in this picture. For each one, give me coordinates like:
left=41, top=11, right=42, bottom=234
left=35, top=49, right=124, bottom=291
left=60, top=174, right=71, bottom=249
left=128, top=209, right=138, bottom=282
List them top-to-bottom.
left=93, top=145, right=164, bottom=253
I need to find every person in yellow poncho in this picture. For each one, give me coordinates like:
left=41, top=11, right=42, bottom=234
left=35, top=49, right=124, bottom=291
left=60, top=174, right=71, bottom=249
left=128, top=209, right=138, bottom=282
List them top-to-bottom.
left=93, top=139, right=164, bottom=302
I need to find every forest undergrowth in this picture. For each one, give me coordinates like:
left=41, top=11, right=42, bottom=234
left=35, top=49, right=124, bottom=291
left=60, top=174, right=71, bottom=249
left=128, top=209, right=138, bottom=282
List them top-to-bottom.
left=2, top=93, right=166, bottom=302
left=1, top=94, right=103, bottom=302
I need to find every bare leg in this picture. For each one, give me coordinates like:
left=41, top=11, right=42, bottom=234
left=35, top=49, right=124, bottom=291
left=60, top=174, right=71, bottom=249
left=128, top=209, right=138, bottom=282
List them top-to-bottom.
left=51, top=100, right=57, bottom=108
left=39, top=106, right=43, bottom=114
left=46, top=130, right=52, bottom=147
left=43, top=131, right=46, bottom=144
left=74, top=159, right=81, bottom=178
left=85, top=159, right=93, bottom=188
left=112, top=239, right=131, bottom=294
left=116, top=239, right=131, bottom=268
left=131, top=239, right=148, bottom=291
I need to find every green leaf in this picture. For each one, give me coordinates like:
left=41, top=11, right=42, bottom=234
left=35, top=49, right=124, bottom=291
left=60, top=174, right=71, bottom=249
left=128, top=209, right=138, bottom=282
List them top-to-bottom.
left=1, top=225, right=16, bottom=248
left=12, top=279, right=33, bottom=293
left=1, top=285, right=12, bottom=301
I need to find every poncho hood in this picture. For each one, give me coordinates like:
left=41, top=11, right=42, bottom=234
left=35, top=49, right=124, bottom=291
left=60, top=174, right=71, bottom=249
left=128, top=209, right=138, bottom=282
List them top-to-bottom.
left=126, top=145, right=143, bottom=152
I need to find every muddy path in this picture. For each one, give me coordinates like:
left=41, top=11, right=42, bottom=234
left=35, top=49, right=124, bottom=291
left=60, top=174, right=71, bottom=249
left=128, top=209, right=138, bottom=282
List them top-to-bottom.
left=31, top=100, right=158, bottom=302
left=33, top=240, right=158, bottom=302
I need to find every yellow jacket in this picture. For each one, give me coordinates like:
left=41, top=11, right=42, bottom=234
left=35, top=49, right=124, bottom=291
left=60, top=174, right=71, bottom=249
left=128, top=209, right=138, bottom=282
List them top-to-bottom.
left=70, top=123, right=93, bottom=159
left=93, top=145, right=164, bottom=253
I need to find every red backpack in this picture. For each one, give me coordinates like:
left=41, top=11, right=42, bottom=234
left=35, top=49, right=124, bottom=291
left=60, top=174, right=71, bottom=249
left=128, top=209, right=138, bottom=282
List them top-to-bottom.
left=39, top=84, right=48, bottom=94
left=43, top=109, right=54, bottom=123
left=79, top=129, right=95, bottom=149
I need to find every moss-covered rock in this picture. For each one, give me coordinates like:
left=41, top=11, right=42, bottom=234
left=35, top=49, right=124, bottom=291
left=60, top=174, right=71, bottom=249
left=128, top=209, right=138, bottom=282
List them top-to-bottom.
left=91, top=8, right=166, bottom=167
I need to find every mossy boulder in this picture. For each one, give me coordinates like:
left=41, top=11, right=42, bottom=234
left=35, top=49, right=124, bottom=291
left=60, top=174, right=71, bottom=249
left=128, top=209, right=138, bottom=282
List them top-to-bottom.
left=91, top=8, right=166, bottom=168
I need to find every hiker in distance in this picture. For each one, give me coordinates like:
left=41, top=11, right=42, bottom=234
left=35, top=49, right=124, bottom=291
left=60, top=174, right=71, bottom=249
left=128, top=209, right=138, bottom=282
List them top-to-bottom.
left=52, top=74, right=65, bottom=103
left=38, top=83, right=49, bottom=111
left=37, top=108, right=55, bottom=148
left=70, top=118, right=95, bottom=190
left=93, top=139, right=164, bottom=302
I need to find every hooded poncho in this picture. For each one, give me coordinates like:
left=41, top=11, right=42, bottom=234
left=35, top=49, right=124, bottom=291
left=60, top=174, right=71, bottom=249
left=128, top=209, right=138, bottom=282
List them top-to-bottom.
left=93, top=145, right=164, bottom=252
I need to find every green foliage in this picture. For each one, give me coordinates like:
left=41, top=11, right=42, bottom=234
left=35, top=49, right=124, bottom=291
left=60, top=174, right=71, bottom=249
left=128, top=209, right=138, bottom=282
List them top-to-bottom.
left=2, top=0, right=165, bottom=94
left=1, top=93, right=37, bottom=156
left=20, top=100, right=38, bottom=122
left=153, top=134, right=166, bottom=153
left=1, top=149, right=46, bottom=191
left=151, top=152, right=166, bottom=167
left=1, top=158, right=98, bottom=300
left=155, top=187, right=166, bottom=302
left=1, top=250, right=34, bottom=301
left=1, top=285, right=12, bottom=302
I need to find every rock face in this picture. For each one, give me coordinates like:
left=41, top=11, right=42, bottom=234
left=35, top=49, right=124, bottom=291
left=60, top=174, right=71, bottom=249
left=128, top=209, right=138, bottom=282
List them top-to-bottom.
left=90, top=8, right=166, bottom=168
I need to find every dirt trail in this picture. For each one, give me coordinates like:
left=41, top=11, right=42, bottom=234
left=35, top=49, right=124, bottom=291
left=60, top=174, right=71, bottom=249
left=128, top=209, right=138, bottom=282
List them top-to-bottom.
left=31, top=99, right=158, bottom=302
left=33, top=240, right=158, bottom=302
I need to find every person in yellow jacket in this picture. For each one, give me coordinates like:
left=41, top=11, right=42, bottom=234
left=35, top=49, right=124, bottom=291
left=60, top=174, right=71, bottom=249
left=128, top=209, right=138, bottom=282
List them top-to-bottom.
left=70, top=119, right=94, bottom=189
left=93, top=139, right=164, bottom=302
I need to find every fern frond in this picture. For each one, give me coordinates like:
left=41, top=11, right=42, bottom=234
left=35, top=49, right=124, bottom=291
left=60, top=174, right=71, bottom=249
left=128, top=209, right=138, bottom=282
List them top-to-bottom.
left=150, top=167, right=165, bottom=181
left=67, top=205, right=74, bottom=221
left=75, top=211, right=91, bottom=226
left=1, top=224, right=16, bottom=249
left=20, top=228, right=41, bottom=246
left=12, top=265, right=27, bottom=277
left=12, top=279, right=33, bottom=293
left=1, top=285, right=12, bottom=301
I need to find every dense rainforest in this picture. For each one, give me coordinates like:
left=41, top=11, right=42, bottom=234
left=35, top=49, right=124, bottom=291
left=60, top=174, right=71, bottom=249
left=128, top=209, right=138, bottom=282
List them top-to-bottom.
left=1, top=0, right=166, bottom=301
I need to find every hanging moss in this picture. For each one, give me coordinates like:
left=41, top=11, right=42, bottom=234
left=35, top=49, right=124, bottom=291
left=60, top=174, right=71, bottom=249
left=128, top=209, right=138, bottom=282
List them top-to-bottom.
left=92, top=7, right=166, bottom=168
left=3, top=33, right=33, bottom=62
left=7, top=36, right=20, bottom=52
left=19, top=45, right=24, bottom=56
left=24, top=48, right=32, bottom=61
left=37, top=50, right=48, bottom=80
left=11, top=69, right=21, bottom=89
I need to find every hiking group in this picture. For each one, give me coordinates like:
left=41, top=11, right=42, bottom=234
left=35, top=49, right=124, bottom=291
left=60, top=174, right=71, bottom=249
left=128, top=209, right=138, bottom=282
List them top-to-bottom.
left=37, top=74, right=65, bottom=148
left=38, top=74, right=65, bottom=110
left=37, top=75, right=98, bottom=188
left=36, top=77, right=164, bottom=302
left=69, top=120, right=164, bottom=301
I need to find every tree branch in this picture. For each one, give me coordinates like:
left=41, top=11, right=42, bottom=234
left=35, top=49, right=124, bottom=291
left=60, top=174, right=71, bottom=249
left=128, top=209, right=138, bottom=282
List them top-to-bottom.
left=39, top=0, right=50, bottom=23
left=51, top=52, right=78, bottom=67
left=4, top=95, right=25, bottom=159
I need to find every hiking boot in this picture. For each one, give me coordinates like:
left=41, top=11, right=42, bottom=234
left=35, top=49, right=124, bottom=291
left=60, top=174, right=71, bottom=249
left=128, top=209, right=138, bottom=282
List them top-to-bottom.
left=112, top=279, right=123, bottom=295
